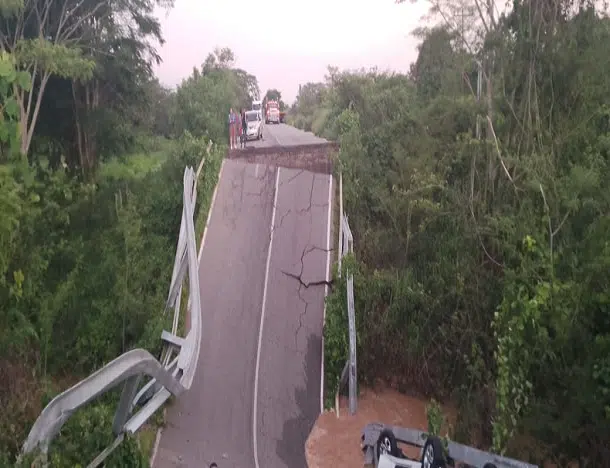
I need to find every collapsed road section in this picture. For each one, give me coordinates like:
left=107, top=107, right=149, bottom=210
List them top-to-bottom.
left=154, top=138, right=337, bottom=468
left=226, top=141, right=338, bottom=175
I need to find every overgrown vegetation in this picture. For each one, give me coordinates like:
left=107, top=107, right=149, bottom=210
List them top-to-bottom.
left=0, top=0, right=259, bottom=463
left=294, top=1, right=610, bottom=465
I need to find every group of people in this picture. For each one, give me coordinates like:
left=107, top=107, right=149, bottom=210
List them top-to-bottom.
left=228, top=107, right=248, bottom=150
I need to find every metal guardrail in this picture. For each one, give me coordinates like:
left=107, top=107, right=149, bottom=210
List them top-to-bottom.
left=21, top=160, right=207, bottom=467
left=335, top=172, right=358, bottom=416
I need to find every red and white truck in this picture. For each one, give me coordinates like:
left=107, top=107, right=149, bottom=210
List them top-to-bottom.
left=265, top=99, right=281, bottom=124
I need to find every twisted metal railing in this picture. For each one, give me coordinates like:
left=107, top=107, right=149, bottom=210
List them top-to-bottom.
left=21, top=161, right=206, bottom=467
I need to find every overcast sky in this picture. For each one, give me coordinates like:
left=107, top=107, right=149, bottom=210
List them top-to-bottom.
left=153, top=0, right=430, bottom=104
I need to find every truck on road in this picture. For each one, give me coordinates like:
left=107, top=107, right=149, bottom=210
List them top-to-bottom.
left=265, top=99, right=281, bottom=124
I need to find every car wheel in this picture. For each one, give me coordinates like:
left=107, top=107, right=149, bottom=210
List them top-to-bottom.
left=376, top=429, right=399, bottom=460
left=421, top=436, right=446, bottom=468
left=483, top=464, right=498, bottom=468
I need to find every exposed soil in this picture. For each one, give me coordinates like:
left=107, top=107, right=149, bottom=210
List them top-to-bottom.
left=306, top=384, right=455, bottom=468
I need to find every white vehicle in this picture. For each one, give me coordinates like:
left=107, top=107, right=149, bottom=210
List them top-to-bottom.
left=251, top=100, right=263, bottom=121
left=251, top=100, right=262, bottom=113
left=251, top=100, right=264, bottom=135
left=244, top=110, right=263, bottom=140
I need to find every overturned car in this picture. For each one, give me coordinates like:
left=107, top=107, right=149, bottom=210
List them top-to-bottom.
left=361, top=423, right=539, bottom=468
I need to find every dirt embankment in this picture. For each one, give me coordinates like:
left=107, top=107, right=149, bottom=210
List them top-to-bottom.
left=306, top=384, right=455, bottom=467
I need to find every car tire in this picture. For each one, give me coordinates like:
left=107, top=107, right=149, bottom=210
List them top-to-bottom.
left=376, top=429, right=399, bottom=461
left=421, top=436, right=446, bottom=468
left=483, top=464, right=498, bottom=468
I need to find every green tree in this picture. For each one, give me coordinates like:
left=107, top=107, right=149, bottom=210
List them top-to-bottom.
left=0, top=0, right=95, bottom=156
left=298, top=3, right=610, bottom=463
left=172, top=47, right=259, bottom=142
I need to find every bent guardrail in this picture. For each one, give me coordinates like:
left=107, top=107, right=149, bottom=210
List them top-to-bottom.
left=21, top=163, right=206, bottom=467
left=335, top=172, right=358, bottom=417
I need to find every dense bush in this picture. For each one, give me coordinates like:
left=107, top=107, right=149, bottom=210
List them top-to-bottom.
left=0, top=3, right=252, bottom=461
left=306, top=5, right=610, bottom=466
left=0, top=133, right=223, bottom=465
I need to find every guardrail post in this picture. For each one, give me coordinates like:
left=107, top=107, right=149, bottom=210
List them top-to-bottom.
left=338, top=172, right=344, bottom=276
left=336, top=210, right=358, bottom=416
left=347, top=273, right=357, bottom=415
left=334, top=360, right=349, bottom=417
left=112, top=374, right=142, bottom=435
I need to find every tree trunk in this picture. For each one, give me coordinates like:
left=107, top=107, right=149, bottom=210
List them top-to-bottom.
left=15, top=67, right=50, bottom=157
left=72, top=79, right=100, bottom=178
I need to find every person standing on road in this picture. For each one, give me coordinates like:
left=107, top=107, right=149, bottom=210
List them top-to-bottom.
left=228, top=108, right=237, bottom=149
left=241, top=108, right=248, bottom=149
left=236, top=110, right=242, bottom=149
left=260, top=110, right=264, bottom=141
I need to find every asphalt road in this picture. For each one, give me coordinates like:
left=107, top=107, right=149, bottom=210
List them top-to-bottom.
left=247, top=122, right=328, bottom=148
left=153, top=127, right=333, bottom=468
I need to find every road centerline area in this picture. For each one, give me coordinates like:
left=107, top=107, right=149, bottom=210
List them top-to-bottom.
left=255, top=164, right=332, bottom=468
left=253, top=166, right=281, bottom=468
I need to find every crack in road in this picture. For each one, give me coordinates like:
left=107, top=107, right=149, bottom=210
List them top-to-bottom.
left=224, top=163, right=276, bottom=234
left=254, top=163, right=333, bottom=468
left=223, top=164, right=248, bottom=231
left=244, top=164, right=276, bottom=198
left=278, top=169, right=305, bottom=187
left=272, top=172, right=329, bottom=237
left=281, top=244, right=334, bottom=289
left=288, top=244, right=333, bottom=349
left=294, top=283, right=309, bottom=351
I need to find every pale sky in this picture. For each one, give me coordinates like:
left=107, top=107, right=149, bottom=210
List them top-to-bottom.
left=154, top=0, right=430, bottom=104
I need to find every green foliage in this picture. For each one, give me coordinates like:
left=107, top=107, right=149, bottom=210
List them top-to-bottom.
left=0, top=0, right=247, bottom=463
left=0, top=0, right=22, bottom=16
left=304, top=5, right=610, bottom=464
left=16, top=39, right=95, bottom=80
left=0, top=51, right=29, bottom=157
left=171, top=51, right=259, bottom=144
left=0, top=133, right=223, bottom=465
left=322, top=258, right=352, bottom=409
left=49, top=396, right=148, bottom=467
left=426, top=399, right=445, bottom=436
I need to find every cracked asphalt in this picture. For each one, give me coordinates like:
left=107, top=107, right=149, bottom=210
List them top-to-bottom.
left=154, top=123, right=333, bottom=468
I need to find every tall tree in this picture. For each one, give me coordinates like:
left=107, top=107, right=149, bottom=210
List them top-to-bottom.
left=0, top=0, right=97, bottom=156
left=69, top=0, right=167, bottom=175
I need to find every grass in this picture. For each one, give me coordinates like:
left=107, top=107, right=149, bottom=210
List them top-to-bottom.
left=83, top=137, right=177, bottom=465
left=99, top=137, right=175, bottom=181
left=137, top=410, right=166, bottom=465
left=138, top=426, right=157, bottom=461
